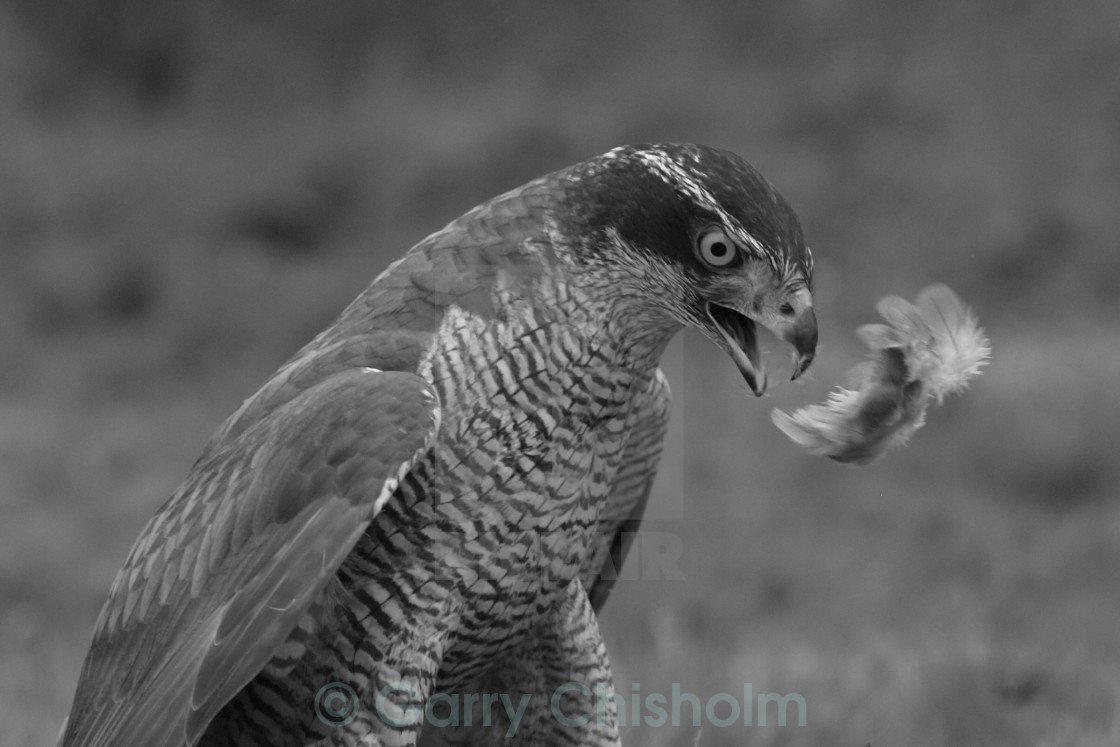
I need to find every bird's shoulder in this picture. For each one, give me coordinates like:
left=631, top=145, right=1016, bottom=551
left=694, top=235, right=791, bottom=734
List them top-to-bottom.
left=335, top=177, right=575, bottom=332
left=211, top=326, right=433, bottom=446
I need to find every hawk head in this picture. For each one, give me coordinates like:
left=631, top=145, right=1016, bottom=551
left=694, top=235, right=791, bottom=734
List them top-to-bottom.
left=562, top=143, right=817, bottom=395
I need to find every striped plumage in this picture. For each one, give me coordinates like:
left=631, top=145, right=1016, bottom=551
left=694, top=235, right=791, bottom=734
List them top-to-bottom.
left=60, top=143, right=817, bottom=747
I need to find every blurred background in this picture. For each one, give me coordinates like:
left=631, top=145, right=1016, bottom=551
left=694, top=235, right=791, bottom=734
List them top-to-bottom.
left=2, top=1, right=1119, bottom=745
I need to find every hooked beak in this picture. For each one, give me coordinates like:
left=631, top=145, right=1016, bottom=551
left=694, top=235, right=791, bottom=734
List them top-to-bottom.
left=706, top=303, right=818, bottom=396
left=782, top=306, right=818, bottom=381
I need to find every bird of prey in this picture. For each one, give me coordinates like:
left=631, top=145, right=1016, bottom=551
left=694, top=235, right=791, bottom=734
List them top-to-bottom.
left=60, top=143, right=818, bottom=747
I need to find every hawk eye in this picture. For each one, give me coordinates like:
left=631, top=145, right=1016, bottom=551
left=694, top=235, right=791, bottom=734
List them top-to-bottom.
left=697, top=227, right=738, bottom=268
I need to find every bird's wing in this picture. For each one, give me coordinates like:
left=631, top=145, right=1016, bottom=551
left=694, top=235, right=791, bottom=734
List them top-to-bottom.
left=62, top=367, right=440, bottom=747
left=587, top=369, right=672, bottom=613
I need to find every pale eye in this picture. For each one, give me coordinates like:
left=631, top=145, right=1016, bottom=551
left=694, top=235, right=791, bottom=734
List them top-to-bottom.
left=697, top=227, right=738, bottom=268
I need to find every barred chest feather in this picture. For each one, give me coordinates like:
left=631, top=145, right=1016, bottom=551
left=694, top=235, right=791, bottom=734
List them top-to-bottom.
left=326, top=289, right=662, bottom=687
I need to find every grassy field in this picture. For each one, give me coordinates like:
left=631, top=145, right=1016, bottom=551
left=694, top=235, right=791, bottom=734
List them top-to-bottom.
left=2, top=2, right=1119, bottom=745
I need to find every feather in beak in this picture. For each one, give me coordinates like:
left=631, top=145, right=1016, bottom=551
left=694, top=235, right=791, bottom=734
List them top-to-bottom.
left=772, top=283, right=990, bottom=464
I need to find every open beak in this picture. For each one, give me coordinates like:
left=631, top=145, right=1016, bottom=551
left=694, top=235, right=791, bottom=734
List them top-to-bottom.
left=706, top=303, right=819, bottom=396
left=707, top=303, right=767, bottom=396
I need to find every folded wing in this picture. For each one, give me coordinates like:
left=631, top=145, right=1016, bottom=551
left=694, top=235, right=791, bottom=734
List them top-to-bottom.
left=61, top=368, right=440, bottom=747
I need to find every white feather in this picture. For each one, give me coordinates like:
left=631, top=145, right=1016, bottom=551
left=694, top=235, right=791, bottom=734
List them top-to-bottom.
left=771, top=283, right=990, bottom=464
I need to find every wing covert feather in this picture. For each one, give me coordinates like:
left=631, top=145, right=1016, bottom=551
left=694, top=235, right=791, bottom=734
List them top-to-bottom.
left=62, top=368, right=440, bottom=747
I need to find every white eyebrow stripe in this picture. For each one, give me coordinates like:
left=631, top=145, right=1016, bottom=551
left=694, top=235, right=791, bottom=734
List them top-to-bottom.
left=634, top=148, right=780, bottom=269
